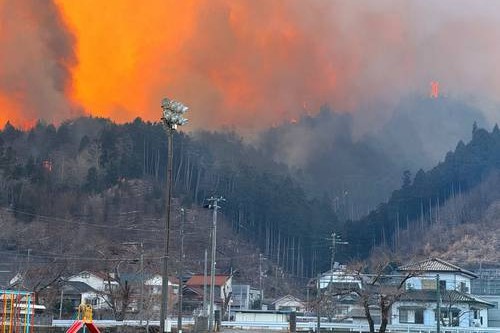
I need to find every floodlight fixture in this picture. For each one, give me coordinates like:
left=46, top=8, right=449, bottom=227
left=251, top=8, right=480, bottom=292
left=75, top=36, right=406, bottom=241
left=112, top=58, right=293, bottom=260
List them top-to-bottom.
left=161, top=97, right=189, bottom=129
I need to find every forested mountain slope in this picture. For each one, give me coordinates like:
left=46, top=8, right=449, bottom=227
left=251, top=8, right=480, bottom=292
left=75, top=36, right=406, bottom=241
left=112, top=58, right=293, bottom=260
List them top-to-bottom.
left=0, top=115, right=496, bottom=280
left=0, top=117, right=338, bottom=278
left=345, top=124, right=500, bottom=259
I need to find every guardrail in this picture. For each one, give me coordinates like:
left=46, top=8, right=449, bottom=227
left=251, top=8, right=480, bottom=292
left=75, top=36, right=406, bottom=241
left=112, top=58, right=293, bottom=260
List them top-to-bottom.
left=52, top=318, right=499, bottom=332
left=52, top=318, right=195, bottom=327
left=221, top=320, right=500, bottom=333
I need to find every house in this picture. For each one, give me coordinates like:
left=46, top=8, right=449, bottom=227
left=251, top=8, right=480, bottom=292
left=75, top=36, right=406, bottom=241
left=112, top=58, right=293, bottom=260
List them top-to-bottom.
left=310, top=258, right=494, bottom=329
left=393, top=258, right=494, bottom=328
left=318, top=265, right=362, bottom=290
left=313, top=266, right=367, bottom=323
left=66, top=271, right=119, bottom=311
left=67, top=271, right=118, bottom=292
left=62, top=272, right=179, bottom=319
left=66, top=272, right=117, bottom=312
left=143, top=274, right=179, bottom=313
left=184, top=274, right=232, bottom=312
left=59, top=281, right=98, bottom=317
left=231, top=284, right=260, bottom=310
left=272, top=295, right=305, bottom=313
left=233, top=309, right=288, bottom=323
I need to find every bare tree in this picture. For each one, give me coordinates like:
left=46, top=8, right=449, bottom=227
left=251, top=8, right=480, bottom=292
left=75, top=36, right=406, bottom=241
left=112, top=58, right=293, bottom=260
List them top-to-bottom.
left=329, top=252, right=418, bottom=333
left=98, top=263, right=134, bottom=321
left=221, top=287, right=232, bottom=320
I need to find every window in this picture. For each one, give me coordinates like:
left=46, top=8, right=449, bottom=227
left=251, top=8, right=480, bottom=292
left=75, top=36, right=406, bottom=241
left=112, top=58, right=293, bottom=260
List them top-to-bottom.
left=81, top=273, right=90, bottom=279
left=422, top=279, right=436, bottom=290
left=440, top=280, right=447, bottom=291
left=459, top=282, right=468, bottom=293
left=84, top=297, right=98, bottom=306
left=333, top=306, right=349, bottom=317
left=399, top=308, right=424, bottom=324
left=437, top=308, right=460, bottom=326
left=399, top=309, right=409, bottom=323
left=415, top=309, right=424, bottom=324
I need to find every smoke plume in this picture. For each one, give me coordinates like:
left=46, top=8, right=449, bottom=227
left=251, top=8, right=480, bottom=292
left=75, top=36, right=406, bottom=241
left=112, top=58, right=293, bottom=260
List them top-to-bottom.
left=0, top=0, right=79, bottom=127
left=1, top=1, right=500, bottom=129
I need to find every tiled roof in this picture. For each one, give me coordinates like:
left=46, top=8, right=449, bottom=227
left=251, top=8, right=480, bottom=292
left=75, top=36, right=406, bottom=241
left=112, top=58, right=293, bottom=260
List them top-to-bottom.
left=398, top=258, right=478, bottom=278
left=186, top=275, right=229, bottom=287
left=63, top=281, right=95, bottom=293
left=184, top=286, right=204, bottom=296
left=400, top=290, right=494, bottom=307
left=272, top=294, right=303, bottom=305
left=348, top=307, right=380, bottom=318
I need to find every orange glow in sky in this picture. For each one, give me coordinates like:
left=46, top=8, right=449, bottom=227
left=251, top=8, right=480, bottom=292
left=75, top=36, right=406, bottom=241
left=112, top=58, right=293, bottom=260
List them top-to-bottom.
left=2, top=1, right=500, bottom=129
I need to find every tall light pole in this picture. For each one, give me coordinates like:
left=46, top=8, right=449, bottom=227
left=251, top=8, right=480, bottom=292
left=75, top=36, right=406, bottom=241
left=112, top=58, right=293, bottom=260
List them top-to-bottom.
left=160, top=98, right=188, bottom=333
left=205, top=196, right=225, bottom=332
left=177, top=208, right=185, bottom=333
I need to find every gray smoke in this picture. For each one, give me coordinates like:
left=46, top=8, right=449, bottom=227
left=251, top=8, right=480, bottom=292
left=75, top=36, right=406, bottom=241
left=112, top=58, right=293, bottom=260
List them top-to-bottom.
left=0, top=0, right=79, bottom=123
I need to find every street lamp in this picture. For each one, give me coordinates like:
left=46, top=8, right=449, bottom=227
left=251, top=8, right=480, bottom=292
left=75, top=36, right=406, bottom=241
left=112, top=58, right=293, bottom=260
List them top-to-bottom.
left=160, top=97, right=188, bottom=333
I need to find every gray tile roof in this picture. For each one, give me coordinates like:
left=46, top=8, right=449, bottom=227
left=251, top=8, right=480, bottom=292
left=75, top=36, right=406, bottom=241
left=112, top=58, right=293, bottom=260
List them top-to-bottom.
left=398, top=258, right=478, bottom=278
left=63, top=281, right=96, bottom=293
left=400, top=290, right=494, bottom=307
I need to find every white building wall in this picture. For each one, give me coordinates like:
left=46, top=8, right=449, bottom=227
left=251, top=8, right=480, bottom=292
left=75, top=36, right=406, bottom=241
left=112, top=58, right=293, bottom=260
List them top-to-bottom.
left=319, top=271, right=361, bottom=289
left=69, top=273, right=106, bottom=291
left=406, top=273, right=471, bottom=292
left=220, top=277, right=232, bottom=300
left=80, top=291, right=109, bottom=310
left=393, top=300, right=486, bottom=328
left=392, top=301, right=434, bottom=325
left=456, top=304, right=470, bottom=327
left=423, top=308, right=434, bottom=325
left=479, top=308, right=489, bottom=327
left=235, top=312, right=287, bottom=322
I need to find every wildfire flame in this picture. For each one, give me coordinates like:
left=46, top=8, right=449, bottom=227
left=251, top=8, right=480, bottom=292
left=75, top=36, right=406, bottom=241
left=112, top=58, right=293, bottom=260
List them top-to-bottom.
left=1, top=1, right=500, bottom=130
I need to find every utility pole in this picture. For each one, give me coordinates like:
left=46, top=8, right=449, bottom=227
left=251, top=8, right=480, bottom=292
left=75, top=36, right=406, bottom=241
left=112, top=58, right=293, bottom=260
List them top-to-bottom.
left=160, top=97, right=188, bottom=333
left=206, top=196, right=225, bottom=332
left=177, top=208, right=185, bottom=333
left=327, top=232, right=348, bottom=296
left=329, top=233, right=348, bottom=272
left=122, top=242, right=144, bottom=324
left=140, top=242, right=144, bottom=325
left=24, top=249, right=31, bottom=289
left=203, top=249, right=208, bottom=316
left=259, top=254, right=264, bottom=308
left=316, top=274, right=321, bottom=333
left=436, top=274, right=441, bottom=333
left=59, top=288, right=64, bottom=319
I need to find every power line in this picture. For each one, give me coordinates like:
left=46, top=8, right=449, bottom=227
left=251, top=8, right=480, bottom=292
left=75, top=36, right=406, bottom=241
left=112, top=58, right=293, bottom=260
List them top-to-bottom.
left=0, top=207, right=162, bottom=232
